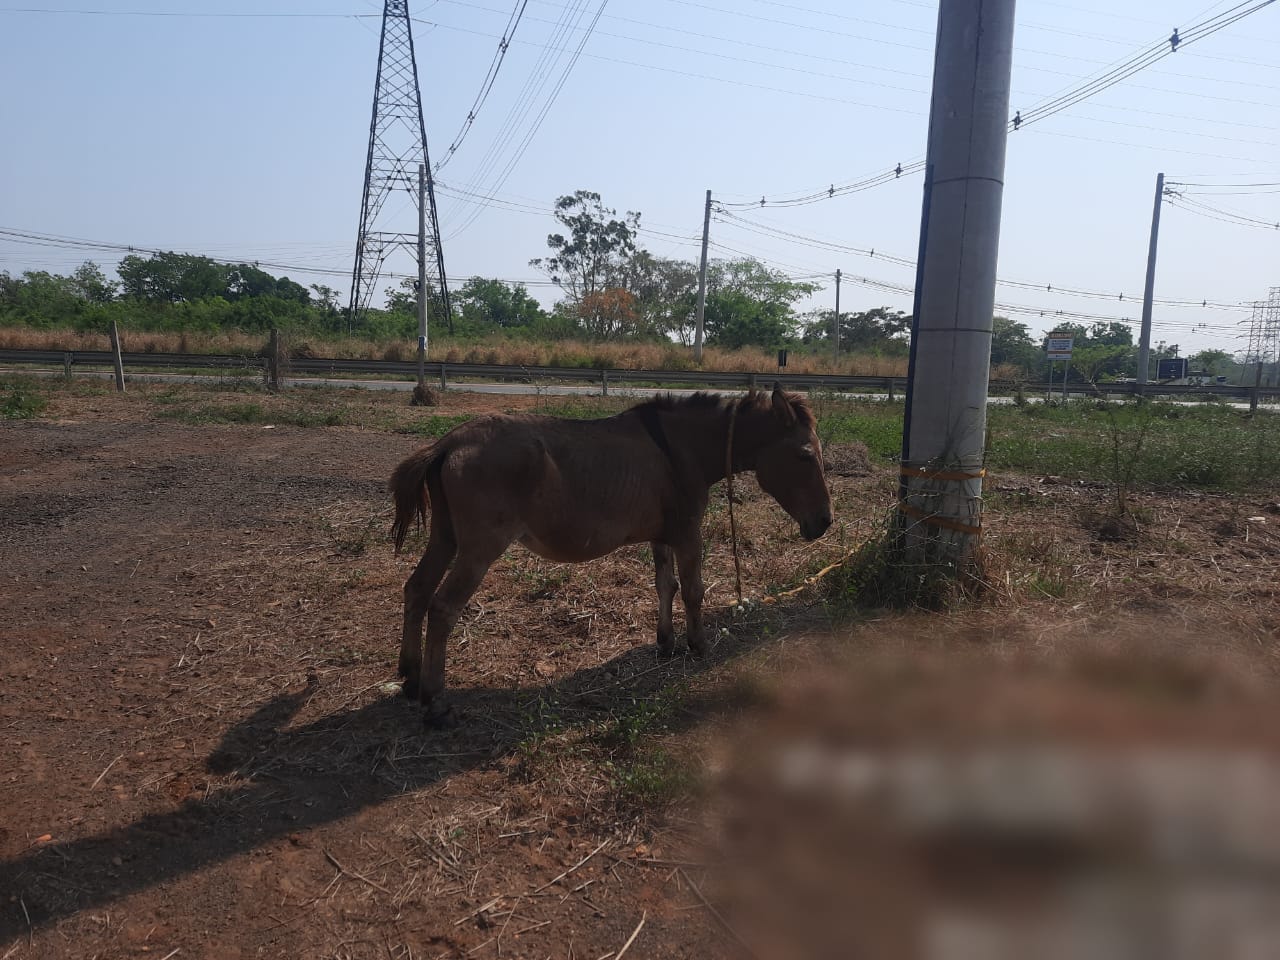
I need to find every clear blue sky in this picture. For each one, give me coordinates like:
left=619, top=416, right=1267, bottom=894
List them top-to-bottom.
left=1, top=0, right=1277, bottom=355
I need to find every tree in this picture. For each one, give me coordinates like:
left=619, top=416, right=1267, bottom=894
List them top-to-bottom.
left=530, top=190, right=640, bottom=312
left=117, top=252, right=230, bottom=303
left=625, top=252, right=698, bottom=343
left=702, top=258, right=817, bottom=349
left=70, top=261, right=116, bottom=303
left=228, top=263, right=277, bottom=300
left=223, top=264, right=309, bottom=304
left=0, top=270, right=84, bottom=326
left=383, top=277, right=449, bottom=327
left=455, top=277, right=545, bottom=329
left=385, top=278, right=417, bottom=315
left=310, top=284, right=341, bottom=314
left=576, top=287, right=640, bottom=340
left=704, top=290, right=794, bottom=349
left=802, top=305, right=911, bottom=354
left=989, top=316, right=1040, bottom=373
left=1042, top=321, right=1137, bottom=381
left=1088, top=321, right=1134, bottom=347
left=1150, top=339, right=1180, bottom=366
left=1071, top=343, right=1132, bottom=382
left=1190, top=348, right=1232, bottom=377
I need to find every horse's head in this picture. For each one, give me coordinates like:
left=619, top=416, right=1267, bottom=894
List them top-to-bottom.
left=751, top=384, right=833, bottom=541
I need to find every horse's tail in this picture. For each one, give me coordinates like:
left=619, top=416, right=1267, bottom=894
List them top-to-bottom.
left=389, top=444, right=446, bottom=554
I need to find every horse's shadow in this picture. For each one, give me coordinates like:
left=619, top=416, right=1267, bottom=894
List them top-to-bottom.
left=0, top=609, right=797, bottom=943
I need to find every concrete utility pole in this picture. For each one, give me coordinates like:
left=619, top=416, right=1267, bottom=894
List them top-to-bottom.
left=899, top=0, right=1016, bottom=564
left=417, top=163, right=428, bottom=387
left=1136, top=171, right=1164, bottom=397
left=694, top=189, right=712, bottom=364
left=833, top=268, right=842, bottom=361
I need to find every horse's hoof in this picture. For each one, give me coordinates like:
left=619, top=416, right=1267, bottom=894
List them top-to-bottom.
left=656, top=635, right=678, bottom=658
left=687, top=639, right=710, bottom=659
left=400, top=675, right=420, bottom=700
left=422, top=704, right=458, bottom=730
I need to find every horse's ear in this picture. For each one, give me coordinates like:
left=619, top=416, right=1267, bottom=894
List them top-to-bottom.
left=771, top=381, right=796, bottom=425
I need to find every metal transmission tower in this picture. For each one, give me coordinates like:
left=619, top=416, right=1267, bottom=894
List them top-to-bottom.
left=349, top=0, right=450, bottom=333
left=1243, top=287, right=1280, bottom=385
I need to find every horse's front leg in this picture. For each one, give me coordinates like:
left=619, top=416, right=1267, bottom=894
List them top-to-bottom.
left=673, top=537, right=708, bottom=657
left=652, top=541, right=678, bottom=657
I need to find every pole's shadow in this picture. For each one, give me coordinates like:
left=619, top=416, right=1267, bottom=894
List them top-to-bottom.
left=0, top=610, right=793, bottom=943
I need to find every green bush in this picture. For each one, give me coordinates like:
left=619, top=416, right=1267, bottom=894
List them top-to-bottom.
left=1, top=379, right=47, bottom=419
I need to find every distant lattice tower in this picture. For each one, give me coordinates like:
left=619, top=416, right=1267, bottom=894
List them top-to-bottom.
left=348, top=0, right=450, bottom=331
left=1243, top=287, right=1280, bottom=384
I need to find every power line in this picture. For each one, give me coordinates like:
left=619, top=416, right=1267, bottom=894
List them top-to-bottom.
left=432, top=0, right=593, bottom=229
left=433, top=0, right=530, bottom=175
left=439, top=0, right=608, bottom=239
left=450, top=0, right=610, bottom=236
left=465, top=0, right=1280, bottom=116
left=720, top=0, right=1277, bottom=210
left=1012, top=1, right=1277, bottom=131
left=0, top=7, right=376, bottom=17
left=1166, top=179, right=1280, bottom=197
left=1164, top=192, right=1280, bottom=230
left=712, top=209, right=1253, bottom=312
left=0, top=225, right=570, bottom=289
left=703, top=233, right=1239, bottom=338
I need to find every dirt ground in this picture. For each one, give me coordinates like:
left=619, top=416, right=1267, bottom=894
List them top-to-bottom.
left=3, top=383, right=1280, bottom=959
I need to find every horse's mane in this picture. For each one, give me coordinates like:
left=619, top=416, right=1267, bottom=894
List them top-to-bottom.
left=630, top=389, right=815, bottom=429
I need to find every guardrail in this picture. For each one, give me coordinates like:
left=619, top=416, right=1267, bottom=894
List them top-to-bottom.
left=2, top=347, right=1276, bottom=401
left=288, top=356, right=914, bottom=396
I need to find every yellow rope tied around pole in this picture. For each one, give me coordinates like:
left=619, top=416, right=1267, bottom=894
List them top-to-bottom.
left=725, top=399, right=743, bottom=605
left=899, top=465, right=987, bottom=481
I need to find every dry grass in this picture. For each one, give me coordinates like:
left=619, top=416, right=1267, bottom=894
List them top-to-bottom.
left=0, top=325, right=1024, bottom=380
left=0, top=326, right=266, bottom=356
left=5, top=380, right=1280, bottom=959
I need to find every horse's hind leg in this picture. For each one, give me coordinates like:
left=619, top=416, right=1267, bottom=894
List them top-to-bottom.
left=399, top=517, right=456, bottom=700
left=418, top=541, right=504, bottom=726
left=652, top=542, right=678, bottom=657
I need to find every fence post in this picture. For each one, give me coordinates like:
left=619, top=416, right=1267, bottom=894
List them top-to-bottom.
left=108, top=321, right=125, bottom=392
left=268, top=328, right=281, bottom=392
left=63, top=352, right=72, bottom=383
left=1251, top=361, right=1262, bottom=415
left=440, top=363, right=448, bottom=391
left=602, top=369, right=609, bottom=397
left=887, top=378, right=895, bottom=402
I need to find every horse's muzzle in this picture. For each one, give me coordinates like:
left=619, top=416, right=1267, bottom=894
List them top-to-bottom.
left=800, top=513, right=833, bottom=541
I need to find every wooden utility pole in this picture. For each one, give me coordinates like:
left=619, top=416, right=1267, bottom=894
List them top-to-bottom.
left=899, top=0, right=1016, bottom=564
left=417, top=163, right=428, bottom=389
left=1136, top=171, right=1164, bottom=397
left=694, top=189, right=712, bottom=364
left=833, top=268, right=842, bottom=361
left=108, top=319, right=125, bottom=392
left=268, top=327, right=281, bottom=391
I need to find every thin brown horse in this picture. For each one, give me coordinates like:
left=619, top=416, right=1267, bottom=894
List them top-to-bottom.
left=389, top=384, right=833, bottom=725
